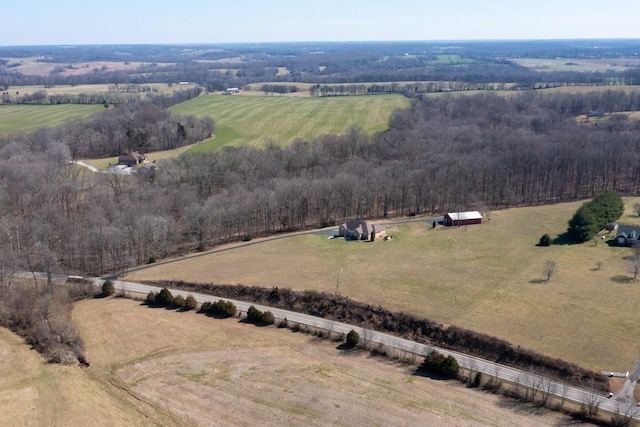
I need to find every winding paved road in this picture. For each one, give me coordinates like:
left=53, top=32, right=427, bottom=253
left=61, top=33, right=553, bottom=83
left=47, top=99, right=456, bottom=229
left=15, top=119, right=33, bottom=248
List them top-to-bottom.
left=18, top=268, right=638, bottom=419
left=103, top=277, right=639, bottom=420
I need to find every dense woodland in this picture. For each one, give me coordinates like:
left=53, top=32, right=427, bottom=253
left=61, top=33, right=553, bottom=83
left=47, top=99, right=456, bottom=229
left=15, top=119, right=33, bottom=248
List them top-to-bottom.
left=0, top=89, right=640, bottom=280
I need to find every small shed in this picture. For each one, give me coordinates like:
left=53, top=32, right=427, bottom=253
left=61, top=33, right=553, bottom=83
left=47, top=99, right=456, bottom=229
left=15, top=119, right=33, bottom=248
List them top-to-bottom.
left=444, top=211, right=483, bottom=227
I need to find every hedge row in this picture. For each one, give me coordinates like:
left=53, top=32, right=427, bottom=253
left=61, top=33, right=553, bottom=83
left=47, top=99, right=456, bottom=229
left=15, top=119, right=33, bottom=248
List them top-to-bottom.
left=147, top=280, right=606, bottom=391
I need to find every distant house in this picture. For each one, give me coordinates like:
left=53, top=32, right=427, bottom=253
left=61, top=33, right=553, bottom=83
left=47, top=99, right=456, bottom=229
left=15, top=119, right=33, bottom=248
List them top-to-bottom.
left=223, top=87, right=240, bottom=95
left=118, top=151, right=146, bottom=167
left=444, top=211, right=483, bottom=227
left=338, top=219, right=386, bottom=241
left=614, top=224, right=640, bottom=246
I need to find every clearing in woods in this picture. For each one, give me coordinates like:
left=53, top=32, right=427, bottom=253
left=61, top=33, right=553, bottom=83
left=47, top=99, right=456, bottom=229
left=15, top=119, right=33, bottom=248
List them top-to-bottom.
left=169, top=94, right=410, bottom=152
left=0, top=104, right=103, bottom=133
left=126, top=197, right=640, bottom=373
left=14, top=297, right=569, bottom=426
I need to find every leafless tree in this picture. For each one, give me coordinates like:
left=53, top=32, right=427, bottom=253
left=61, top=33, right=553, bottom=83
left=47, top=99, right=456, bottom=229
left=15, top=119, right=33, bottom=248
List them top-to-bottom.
left=634, top=203, right=640, bottom=216
left=626, top=246, right=640, bottom=281
left=543, top=260, right=556, bottom=281
left=595, top=260, right=603, bottom=271
left=540, top=377, right=557, bottom=407
left=559, top=383, right=570, bottom=410
left=581, top=391, right=600, bottom=418
left=611, top=401, right=640, bottom=427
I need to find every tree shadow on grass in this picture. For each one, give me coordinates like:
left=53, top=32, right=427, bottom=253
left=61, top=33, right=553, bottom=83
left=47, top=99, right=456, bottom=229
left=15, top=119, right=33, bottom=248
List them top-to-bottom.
left=551, top=232, right=579, bottom=246
left=611, top=275, right=635, bottom=284
left=529, top=278, right=548, bottom=285
left=336, top=343, right=357, bottom=351
left=411, top=368, right=453, bottom=381
left=494, top=397, right=549, bottom=417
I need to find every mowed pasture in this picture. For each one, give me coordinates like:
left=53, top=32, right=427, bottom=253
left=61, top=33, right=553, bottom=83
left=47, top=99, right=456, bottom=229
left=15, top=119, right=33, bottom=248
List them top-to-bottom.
left=169, top=94, right=410, bottom=151
left=0, top=104, right=103, bottom=133
left=127, top=198, right=640, bottom=372
left=53, top=298, right=568, bottom=426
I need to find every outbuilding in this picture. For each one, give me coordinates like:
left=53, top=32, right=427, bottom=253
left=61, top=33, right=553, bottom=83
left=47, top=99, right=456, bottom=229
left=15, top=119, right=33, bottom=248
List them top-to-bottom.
left=444, top=211, right=483, bottom=227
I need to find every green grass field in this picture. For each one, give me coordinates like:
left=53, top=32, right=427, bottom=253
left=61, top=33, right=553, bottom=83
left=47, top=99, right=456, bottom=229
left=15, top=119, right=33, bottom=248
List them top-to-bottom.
left=169, top=94, right=410, bottom=151
left=0, top=104, right=103, bottom=133
left=127, top=197, right=640, bottom=372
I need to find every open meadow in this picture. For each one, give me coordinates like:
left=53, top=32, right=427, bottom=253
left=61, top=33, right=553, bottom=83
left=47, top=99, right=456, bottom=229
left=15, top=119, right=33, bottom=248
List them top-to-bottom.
left=511, top=57, right=640, bottom=73
left=2, top=58, right=171, bottom=77
left=169, top=94, right=410, bottom=151
left=0, top=104, right=103, bottom=133
left=126, top=197, right=640, bottom=373
left=0, top=297, right=573, bottom=426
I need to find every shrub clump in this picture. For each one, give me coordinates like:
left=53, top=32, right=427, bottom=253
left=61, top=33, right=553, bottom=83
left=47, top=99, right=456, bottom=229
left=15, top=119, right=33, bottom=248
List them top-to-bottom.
left=538, top=234, right=551, bottom=246
left=101, top=280, right=116, bottom=296
left=199, top=299, right=237, bottom=317
left=246, top=305, right=275, bottom=325
left=346, top=329, right=360, bottom=348
left=421, top=350, right=460, bottom=379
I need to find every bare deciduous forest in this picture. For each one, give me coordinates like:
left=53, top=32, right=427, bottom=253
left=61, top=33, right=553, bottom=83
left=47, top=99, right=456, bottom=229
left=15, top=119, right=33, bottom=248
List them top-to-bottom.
left=0, top=89, right=639, bottom=278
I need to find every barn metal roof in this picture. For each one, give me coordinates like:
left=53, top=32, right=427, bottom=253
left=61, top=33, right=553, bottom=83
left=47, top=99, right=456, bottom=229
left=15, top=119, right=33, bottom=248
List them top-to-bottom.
left=446, top=211, right=483, bottom=220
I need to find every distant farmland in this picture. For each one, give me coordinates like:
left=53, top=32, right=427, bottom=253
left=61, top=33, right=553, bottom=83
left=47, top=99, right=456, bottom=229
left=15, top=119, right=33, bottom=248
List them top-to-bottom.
left=169, top=94, right=410, bottom=152
left=0, top=104, right=102, bottom=133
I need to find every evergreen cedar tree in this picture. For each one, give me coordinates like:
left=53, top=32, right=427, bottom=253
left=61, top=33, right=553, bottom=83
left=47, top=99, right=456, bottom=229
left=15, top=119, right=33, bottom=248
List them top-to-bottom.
left=567, top=190, right=624, bottom=243
left=346, top=329, right=360, bottom=347
left=421, top=350, right=460, bottom=379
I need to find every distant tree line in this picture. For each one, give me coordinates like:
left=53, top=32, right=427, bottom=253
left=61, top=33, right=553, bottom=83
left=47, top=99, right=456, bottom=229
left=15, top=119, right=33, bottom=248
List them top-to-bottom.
left=3, top=41, right=640, bottom=91
left=260, top=84, right=298, bottom=95
left=0, top=85, right=201, bottom=107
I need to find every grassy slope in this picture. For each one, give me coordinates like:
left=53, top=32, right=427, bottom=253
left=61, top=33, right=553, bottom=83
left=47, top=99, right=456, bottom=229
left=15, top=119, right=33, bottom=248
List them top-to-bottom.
left=169, top=94, right=410, bottom=152
left=0, top=104, right=103, bottom=133
left=127, top=197, right=640, bottom=372
left=67, top=298, right=567, bottom=426
left=0, top=326, right=182, bottom=426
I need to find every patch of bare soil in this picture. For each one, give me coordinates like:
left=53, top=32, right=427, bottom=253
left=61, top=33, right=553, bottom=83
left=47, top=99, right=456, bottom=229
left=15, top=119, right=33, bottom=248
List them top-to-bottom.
left=77, top=299, right=575, bottom=426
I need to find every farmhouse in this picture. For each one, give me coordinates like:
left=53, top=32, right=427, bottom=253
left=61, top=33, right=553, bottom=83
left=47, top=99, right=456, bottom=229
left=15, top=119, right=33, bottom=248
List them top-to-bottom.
left=224, top=88, right=240, bottom=95
left=118, top=151, right=146, bottom=167
left=444, top=211, right=483, bottom=227
left=338, top=219, right=386, bottom=241
left=614, top=224, right=640, bottom=246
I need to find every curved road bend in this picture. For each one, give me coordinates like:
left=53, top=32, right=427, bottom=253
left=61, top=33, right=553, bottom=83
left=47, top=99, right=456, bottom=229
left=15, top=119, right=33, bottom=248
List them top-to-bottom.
left=106, top=277, right=637, bottom=419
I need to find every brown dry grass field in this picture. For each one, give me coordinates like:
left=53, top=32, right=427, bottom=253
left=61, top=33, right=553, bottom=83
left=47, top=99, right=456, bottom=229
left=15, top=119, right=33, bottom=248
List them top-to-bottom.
left=3, top=58, right=172, bottom=77
left=512, top=58, right=640, bottom=73
left=6, top=83, right=177, bottom=97
left=126, top=197, right=640, bottom=373
left=12, top=297, right=574, bottom=426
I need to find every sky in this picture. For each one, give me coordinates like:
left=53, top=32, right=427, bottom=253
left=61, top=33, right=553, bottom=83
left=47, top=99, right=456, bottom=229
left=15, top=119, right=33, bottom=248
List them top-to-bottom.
left=4, top=0, right=640, bottom=46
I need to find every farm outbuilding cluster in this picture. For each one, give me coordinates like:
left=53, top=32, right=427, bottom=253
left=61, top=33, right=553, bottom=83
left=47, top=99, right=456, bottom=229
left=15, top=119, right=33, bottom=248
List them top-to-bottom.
left=444, top=211, right=483, bottom=227
left=338, top=219, right=386, bottom=241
